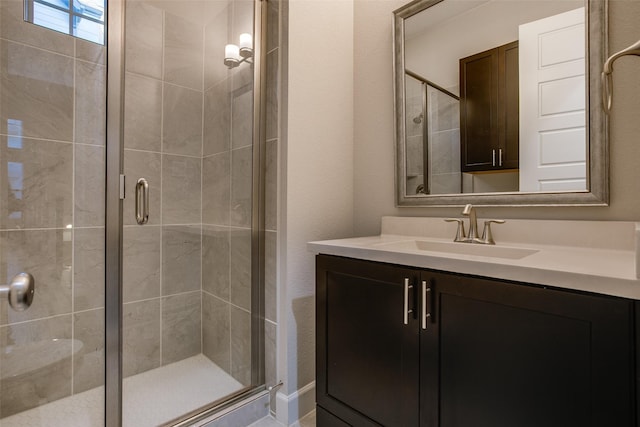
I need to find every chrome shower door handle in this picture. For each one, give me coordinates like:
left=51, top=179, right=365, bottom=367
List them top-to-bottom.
left=135, top=178, right=149, bottom=225
left=0, top=272, right=35, bottom=311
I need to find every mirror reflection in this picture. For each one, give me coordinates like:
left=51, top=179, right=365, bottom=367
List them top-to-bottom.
left=400, top=0, right=589, bottom=198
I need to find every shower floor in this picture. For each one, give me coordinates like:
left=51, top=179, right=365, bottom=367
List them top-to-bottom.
left=0, top=354, right=244, bottom=427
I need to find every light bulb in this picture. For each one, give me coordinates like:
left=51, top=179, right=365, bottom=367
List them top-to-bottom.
left=239, top=33, right=252, bottom=50
left=239, top=33, right=253, bottom=58
left=225, top=44, right=240, bottom=60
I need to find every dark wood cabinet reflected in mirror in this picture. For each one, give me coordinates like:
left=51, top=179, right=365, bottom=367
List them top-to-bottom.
left=393, top=0, right=609, bottom=206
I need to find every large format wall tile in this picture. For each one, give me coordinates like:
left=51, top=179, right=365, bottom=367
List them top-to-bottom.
left=0, top=0, right=74, bottom=56
left=232, top=0, right=254, bottom=45
left=266, top=0, right=279, bottom=53
left=125, top=1, right=163, bottom=79
left=204, top=5, right=229, bottom=91
left=164, top=12, right=204, bottom=91
left=76, top=39, right=106, bottom=65
left=0, top=40, right=74, bottom=141
left=266, top=50, right=279, bottom=142
left=75, top=60, right=106, bottom=146
left=231, top=60, right=253, bottom=93
left=124, top=73, right=163, bottom=152
left=204, top=81, right=231, bottom=156
left=163, top=84, right=203, bottom=157
left=232, top=87, right=253, bottom=150
left=431, top=129, right=461, bottom=175
left=406, top=135, right=423, bottom=177
left=0, top=137, right=72, bottom=230
left=265, top=139, right=277, bottom=231
left=75, top=144, right=106, bottom=227
left=230, top=146, right=252, bottom=227
left=124, top=149, right=161, bottom=226
left=203, top=152, right=230, bottom=226
left=162, top=155, right=201, bottom=225
left=123, top=225, right=161, bottom=303
left=202, top=225, right=230, bottom=300
left=162, top=226, right=202, bottom=296
left=74, top=227, right=105, bottom=311
left=230, top=228, right=251, bottom=311
left=0, top=229, right=71, bottom=326
left=265, top=231, right=276, bottom=323
left=162, top=291, right=201, bottom=365
left=202, top=293, right=230, bottom=373
left=123, top=299, right=161, bottom=378
left=230, top=306, right=251, bottom=386
left=73, top=308, right=105, bottom=393
left=0, top=315, right=73, bottom=417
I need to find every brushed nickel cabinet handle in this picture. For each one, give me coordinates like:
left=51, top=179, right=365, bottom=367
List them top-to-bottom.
left=135, top=177, right=149, bottom=225
left=403, top=278, right=413, bottom=325
left=421, top=280, right=431, bottom=330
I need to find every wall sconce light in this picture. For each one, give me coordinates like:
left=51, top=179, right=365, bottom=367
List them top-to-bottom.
left=224, top=33, right=254, bottom=69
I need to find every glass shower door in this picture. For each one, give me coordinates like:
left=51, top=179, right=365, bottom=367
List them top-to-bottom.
left=0, top=0, right=106, bottom=425
left=121, top=0, right=258, bottom=424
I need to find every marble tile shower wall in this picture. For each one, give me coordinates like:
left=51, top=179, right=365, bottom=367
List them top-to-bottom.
left=0, top=0, right=107, bottom=417
left=0, top=0, right=275, bottom=418
left=122, top=0, right=206, bottom=382
left=124, top=0, right=262, bottom=387
left=200, top=0, right=279, bottom=390
left=201, top=0, right=256, bottom=387
left=405, top=76, right=424, bottom=196
left=427, top=87, right=460, bottom=194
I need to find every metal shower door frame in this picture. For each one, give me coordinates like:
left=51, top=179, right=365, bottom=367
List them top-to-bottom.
left=104, top=0, right=268, bottom=425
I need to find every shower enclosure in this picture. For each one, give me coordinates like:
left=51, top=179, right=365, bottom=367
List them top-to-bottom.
left=0, top=0, right=267, bottom=425
left=404, top=70, right=460, bottom=196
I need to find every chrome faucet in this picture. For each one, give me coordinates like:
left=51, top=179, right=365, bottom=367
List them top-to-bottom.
left=445, top=204, right=505, bottom=245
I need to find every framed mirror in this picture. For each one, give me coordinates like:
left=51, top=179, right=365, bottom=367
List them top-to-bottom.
left=393, top=0, right=608, bottom=206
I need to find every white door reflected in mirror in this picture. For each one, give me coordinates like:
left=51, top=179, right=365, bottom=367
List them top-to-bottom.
left=519, top=8, right=586, bottom=192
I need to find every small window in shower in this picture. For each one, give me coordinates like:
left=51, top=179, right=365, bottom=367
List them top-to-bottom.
left=24, top=0, right=105, bottom=44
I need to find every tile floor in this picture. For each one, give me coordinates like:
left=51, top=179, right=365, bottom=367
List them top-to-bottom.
left=0, top=351, right=318, bottom=427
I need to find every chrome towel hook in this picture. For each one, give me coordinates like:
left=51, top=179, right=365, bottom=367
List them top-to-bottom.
left=602, top=38, right=640, bottom=113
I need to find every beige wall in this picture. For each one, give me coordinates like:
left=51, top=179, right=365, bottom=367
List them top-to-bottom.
left=279, top=0, right=355, bottom=422
left=279, top=0, right=640, bottom=422
left=354, top=0, right=640, bottom=237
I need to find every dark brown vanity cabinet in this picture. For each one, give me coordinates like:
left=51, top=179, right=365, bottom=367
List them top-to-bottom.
left=460, top=41, right=519, bottom=172
left=316, top=255, right=637, bottom=427
left=316, top=255, right=420, bottom=426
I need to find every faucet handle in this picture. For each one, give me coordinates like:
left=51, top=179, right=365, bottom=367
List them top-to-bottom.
left=444, top=218, right=466, bottom=242
left=481, top=220, right=505, bottom=245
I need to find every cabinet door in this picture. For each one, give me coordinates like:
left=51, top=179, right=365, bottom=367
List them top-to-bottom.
left=498, top=41, right=519, bottom=169
left=460, top=42, right=519, bottom=172
left=460, top=49, right=498, bottom=171
left=317, top=255, right=420, bottom=426
left=420, top=271, right=634, bottom=427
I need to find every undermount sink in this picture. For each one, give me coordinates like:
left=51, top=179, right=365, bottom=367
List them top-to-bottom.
left=374, top=239, right=539, bottom=260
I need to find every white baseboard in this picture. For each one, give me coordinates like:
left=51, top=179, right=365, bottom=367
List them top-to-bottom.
left=275, top=381, right=316, bottom=426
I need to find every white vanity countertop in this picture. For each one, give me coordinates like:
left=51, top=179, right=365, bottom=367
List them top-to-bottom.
left=308, top=217, right=640, bottom=300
